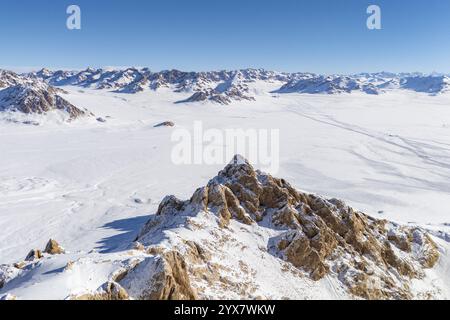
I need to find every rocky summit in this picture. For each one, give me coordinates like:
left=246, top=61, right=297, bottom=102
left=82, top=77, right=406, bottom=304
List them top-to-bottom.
left=0, top=70, right=90, bottom=121
left=111, top=155, right=440, bottom=300
left=0, top=156, right=446, bottom=300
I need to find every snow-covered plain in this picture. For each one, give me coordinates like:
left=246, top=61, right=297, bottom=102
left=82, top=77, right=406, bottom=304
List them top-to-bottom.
left=1, top=82, right=450, bottom=299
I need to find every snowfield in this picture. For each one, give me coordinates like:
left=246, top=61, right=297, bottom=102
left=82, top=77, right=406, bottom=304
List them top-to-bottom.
left=1, top=81, right=450, bottom=299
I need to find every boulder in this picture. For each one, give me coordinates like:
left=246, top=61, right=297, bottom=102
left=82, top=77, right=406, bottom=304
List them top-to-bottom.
left=44, top=239, right=65, bottom=255
left=25, top=249, right=43, bottom=261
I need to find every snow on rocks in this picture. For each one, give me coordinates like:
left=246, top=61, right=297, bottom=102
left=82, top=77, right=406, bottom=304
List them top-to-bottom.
left=0, top=79, right=90, bottom=121
left=127, top=155, right=441, bottom=300
left=0, top=157, right=446, bottom=300
left=0, top=239, right=66, bottom=291
left=44, top=239, right=65, bottom=255
left=25, top=249, right=43, bottom=262
left=0, top=264, right=24, bottom=292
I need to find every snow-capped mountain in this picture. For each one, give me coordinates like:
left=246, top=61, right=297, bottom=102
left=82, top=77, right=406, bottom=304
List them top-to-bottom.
left=2, top=68, right=449, bottom=123
left=28, top=68, right=450, bottom=104
left=32, top=68, right=294, bottom=104
left=0, top=70, right=27, bottom=88
left=0, top=71, right=90, bottom=121
left=277, top=75, right=381, bottom=95
left=401, top=75, right=450, bottom=94
left=0, top=156, right=446, bottom=300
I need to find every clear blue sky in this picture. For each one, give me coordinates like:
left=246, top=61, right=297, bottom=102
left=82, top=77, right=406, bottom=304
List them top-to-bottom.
left=0, top=0, right=449, bottom=73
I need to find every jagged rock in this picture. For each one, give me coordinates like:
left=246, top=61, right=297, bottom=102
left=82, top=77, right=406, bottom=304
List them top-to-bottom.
left=0, top=70, right=25, bottom=88
left=0, top=81, right=89, bottom=120
left=135, top=155, right=440, bottom=300
left=44, top=239, right=65, bottom=255
left=25, top=249, right=43, bottom=261
left=119, top=251, right=197, bottom=300
left=13, top=262, right=26, bottom=269
left=72, top=281, right=129, bottom=300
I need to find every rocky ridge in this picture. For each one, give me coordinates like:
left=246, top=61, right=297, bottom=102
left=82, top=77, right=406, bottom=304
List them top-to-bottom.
left=28, top=68, right=450, bottom=104
left=0, top=70, right=89, bottom=121
left=125, top=155, right=440, bottom=300
left=0, top=156, right=444, bottom=300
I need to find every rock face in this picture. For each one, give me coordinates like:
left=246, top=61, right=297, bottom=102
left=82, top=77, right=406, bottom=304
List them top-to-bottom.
left=0, top=70, right=25, bottom=88
left=0, top=82, right=88, bottom=120
left=178, top=82, right=256, bottom=105
left=132, top=155, right=440, bottom=300
left=0, top=156, right=444, bottom=300
left=44, top=239, right=65, bottom=255
left=25, top=249, right=43, bottom=261
left=119, top=251, right=197, bottom=300
left=73, top=282, right=129, bottom=300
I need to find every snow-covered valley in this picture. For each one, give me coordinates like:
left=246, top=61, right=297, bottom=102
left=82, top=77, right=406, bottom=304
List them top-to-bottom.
left=1, top=73, right=450, bottom=300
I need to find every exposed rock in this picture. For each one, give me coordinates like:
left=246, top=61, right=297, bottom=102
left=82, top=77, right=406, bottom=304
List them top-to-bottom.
left=0, top=81, right=89, bottom=120
left=154, top=121, right=175, bottom=127
left=135, top=155, right=440, bottom=300
left=44, top=239, right=65, bottom=255
left=25, top=249, right=43, bottom=261
left=119, top=251, right=197, bottom=300
left=13, top=262, right=26, bottom=270
left=72, top=281, right=129, bottom=300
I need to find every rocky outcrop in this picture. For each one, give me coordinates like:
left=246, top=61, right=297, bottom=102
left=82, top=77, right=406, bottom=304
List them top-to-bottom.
left=0, top=70, right=25, bottom=88
left=0, top=81, right=90, bottom=120
left=154, top=121, right=175, bottom=127
left=134, top=155, right=440, bottom=300
left=0, top=156, right=443, bottom=300
left=44, top=239, right=65, bottom=255
left=25, top=249, right=43, bottom=261
left=118, top=251, right=197, bottom=300
left=72, top=281, right=129, bottom=300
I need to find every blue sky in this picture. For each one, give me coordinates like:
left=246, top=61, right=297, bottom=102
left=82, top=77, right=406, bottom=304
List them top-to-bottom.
left=0, top=0, right=449, bottom=73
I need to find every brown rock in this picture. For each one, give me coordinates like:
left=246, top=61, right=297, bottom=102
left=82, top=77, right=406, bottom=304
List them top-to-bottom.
left=136, top=155, right=441, bottom=300
left=44, top=239, right=65, bottom=255
left=25, top=249, right=43, bottom=261
left=144, top=251, right=197, bottom=300
left=13, top=262, right=26, bottom=270
left=73, top=282, right=129, bottom=300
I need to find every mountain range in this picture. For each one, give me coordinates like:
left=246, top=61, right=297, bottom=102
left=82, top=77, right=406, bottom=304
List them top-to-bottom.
left=0, top=68, right=449, bottom=120
left=31, top=68, right=450, bottom=98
